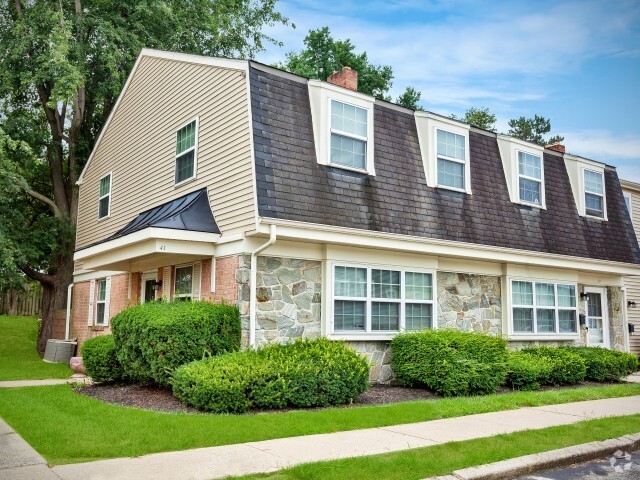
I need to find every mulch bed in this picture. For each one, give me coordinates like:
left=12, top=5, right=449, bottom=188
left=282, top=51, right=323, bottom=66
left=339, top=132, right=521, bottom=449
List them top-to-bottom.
left=75, top=380, right=622, bottom=414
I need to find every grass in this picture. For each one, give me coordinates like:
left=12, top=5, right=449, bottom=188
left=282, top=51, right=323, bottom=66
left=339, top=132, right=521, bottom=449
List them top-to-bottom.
left=0, top=315, right=71, bottom=381
left=0, top=383, right=639, bottom=465
left=235, top=414, right=640, bottom=480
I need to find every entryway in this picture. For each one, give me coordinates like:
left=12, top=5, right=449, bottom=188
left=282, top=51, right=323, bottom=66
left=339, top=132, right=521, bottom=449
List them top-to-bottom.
left=141, top=272, right=157, bottom=303
left=584, top=287, right=609, bottom=348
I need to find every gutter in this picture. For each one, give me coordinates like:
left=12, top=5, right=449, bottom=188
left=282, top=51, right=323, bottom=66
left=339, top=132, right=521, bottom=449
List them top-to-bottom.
left=249, top=224, right=277, bottom=347
left=65, top=283, right=73, bottom=340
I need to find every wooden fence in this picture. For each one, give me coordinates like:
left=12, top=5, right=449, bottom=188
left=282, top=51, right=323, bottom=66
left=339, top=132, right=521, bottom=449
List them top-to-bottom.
left=0, top=284, right=42, bottom=317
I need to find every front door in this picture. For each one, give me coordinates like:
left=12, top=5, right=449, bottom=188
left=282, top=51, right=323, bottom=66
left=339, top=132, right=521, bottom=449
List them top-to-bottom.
left=141, top=273, right=157, bottom=303
left=585, top=287, right=609, bottom=348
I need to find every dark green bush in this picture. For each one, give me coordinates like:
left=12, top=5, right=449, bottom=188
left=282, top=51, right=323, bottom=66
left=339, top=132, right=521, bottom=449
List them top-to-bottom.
left=111, top=301, right=241, bottom=386
left=390, top=330, right=508, bottom=397
left=81, top=335, right=124, bottom=382
left=172, top=338, right=370, bottom=413
left=561, top=346, right=639, bottom=382
left=520, top=347, right=586, bottom=385
left=506, top=350, right=554, bottom=391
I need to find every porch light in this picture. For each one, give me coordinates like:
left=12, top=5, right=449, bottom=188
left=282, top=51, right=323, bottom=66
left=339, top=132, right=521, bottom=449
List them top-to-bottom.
left=151, top=280, right=163, bottom=291
left=580, top=292, right=590, bottom=302
left=628, top=300, right=637, bottom=309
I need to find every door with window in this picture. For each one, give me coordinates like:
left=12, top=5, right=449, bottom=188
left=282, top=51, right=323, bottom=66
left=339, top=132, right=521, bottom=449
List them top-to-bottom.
left=141, top=272, right=157, bottom=303
left=585, top=287, right=609, bottom=348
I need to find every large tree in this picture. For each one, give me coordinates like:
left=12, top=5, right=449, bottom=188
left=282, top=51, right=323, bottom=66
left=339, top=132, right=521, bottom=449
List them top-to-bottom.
left=0, top=0, right=289, bottom=354
left=396, top=86, right=425, bottom=111
left=451, top=107, right=497, bottom=132
left=508, top=115, right=564, bottom=146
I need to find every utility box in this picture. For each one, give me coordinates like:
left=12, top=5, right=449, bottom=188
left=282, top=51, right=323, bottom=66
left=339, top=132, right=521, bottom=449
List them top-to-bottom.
left=43, top=339, right=77, bottom=364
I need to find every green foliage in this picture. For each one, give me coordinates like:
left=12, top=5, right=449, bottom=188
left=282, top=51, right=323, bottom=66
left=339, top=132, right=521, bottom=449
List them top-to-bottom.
left=280, top=26, right=393, bottom=99
left=396, top=86, right=424, bottom=110
left=451, top=107, right=497, bottom=132
left=507, top=115, right=564, bottom=145
left=111, top=301, right=241, bottom=386
left=390, top=330, right=508, bottom=397
left=81, top=335, right=124, bottom=383
left=173, top=338, right=370, bottom=413
left=561, top=346, right=639, bottom=382
left=520, top=347, right=586, bottom=385
left=506, top=350, right=555, bottom=391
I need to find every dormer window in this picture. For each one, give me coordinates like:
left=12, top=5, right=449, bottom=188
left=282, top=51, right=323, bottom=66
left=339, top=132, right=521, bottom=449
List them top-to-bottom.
left=330, top=100, right=368, bottom=170
left=436, top=129, right=466, bottom=190
left=518, top=151, right=543, bottom=206
left=584, top=169, right=604, bottom=218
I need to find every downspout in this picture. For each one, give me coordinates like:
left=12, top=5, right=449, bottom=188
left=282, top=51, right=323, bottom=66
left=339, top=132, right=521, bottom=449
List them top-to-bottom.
left=249, top=224, right=277, bottom=347
left=65, top=283, right=73, bottom=340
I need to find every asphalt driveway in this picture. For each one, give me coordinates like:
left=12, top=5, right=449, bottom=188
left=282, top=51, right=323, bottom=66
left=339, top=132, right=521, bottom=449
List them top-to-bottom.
left=517, top=450, right=640, bottom=479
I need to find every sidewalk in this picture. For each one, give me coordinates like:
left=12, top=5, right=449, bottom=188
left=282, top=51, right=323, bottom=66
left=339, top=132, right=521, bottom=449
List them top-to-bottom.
left=0, top=377, right=90, bottom=388
left=38, top=395, right=640, bottom=480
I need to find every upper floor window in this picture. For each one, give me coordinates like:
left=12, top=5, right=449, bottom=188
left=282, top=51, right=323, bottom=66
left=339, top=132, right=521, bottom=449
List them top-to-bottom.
left=330, top=100, right=368, bottom=170
left=175, top=119, right=198, bottom=185
left=437, top=129, right=467, bottom=190
left=518, top=151, right=543, bottom=206
left=584, top=169, right=605, bottom=218
left=98, top=173, right=111, bottom=219
left=624, top=193, right=632, bottom=215
left=511, top=280, right=578, bottom=335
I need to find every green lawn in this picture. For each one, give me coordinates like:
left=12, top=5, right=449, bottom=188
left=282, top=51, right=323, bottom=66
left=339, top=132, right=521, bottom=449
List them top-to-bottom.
left=0, top=315, right=71, bottom=381
left=0, top=383, right=639, bottom=465
left=235, top=414, right=640, bottom=480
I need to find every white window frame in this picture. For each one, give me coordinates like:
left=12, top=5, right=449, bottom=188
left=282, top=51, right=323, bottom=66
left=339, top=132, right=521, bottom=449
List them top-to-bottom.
left=328, top=98, right=370, bottom=173
left=414, top=112, right=471, bottom=194
left=174, top=117, right=199, bottom=187
left=516, top=150, right=545, bottom=207
left=583, top=168, right=606, bottom=220
left=97, top=172, right=112, bottom=220
left=624, top=192, right=632, bottom=218
left=174, top=263, right=194, bottom=299
left=330, top=263, right=436, bottom=337
left=141, top=271, right=157, bottom=303
left=95, top=278, right=107, bottom=326
left=508, top=278, right=579, bottom=339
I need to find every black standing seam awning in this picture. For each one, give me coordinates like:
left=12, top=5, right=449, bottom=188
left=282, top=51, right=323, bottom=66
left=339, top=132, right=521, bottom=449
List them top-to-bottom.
left=105, top=188, right=220, bottom=242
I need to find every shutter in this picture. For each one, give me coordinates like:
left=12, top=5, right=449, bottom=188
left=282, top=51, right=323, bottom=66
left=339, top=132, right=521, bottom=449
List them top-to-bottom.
left=210, top=257, right=216, bottom=293
left=193, top=262, right=201, bottom=300
left=163, top=267, right=172, bottom=300
left=104, top=276, right=112, bottom=326
left=87, top=279, right=95, bottom=326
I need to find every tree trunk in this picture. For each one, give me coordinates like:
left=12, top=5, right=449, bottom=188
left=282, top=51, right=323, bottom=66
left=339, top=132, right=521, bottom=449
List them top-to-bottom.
left=37, top=255, right=74, bottom=355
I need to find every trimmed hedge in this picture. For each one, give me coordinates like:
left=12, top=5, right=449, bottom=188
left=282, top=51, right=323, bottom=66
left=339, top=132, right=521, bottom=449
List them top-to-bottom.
left=111, top=301, right=241, bottom=386
left=390, top=330, right=508, bottom=397
left=81, top=335, right=124, bottom=382
left=172, top=338, right=370, bottom=413
left=561, top=346, right=639, bottom=382
left=519, top=347, right=586, bottom=385
left=506, top=350, right=554, bottom=391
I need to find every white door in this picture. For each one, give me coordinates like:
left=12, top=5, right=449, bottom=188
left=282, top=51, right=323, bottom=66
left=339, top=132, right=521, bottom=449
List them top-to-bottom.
left=585, top=287, right=609, bottom=348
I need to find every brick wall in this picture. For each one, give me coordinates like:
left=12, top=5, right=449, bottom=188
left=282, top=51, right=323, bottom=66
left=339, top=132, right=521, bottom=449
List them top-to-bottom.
left=201, top=256, right=240, bottom=304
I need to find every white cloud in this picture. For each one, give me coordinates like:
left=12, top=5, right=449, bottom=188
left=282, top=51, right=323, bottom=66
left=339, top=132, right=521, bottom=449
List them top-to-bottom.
left=562, top=130, right=640, bottom=161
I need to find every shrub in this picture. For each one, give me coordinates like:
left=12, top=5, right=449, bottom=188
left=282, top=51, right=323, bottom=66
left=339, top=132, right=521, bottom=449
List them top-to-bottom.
left=111, top=301, right=241, bottom=386
left=390, top=330, right=508, bottom=397
left=81, top=335, right=124, bottom=382
left=172, top=338, right=370, bottom=413
left=520, top=347, right=586, bottom=385
left=561, top=347, right=639, bottom=382
left=506, top=350, right=554, bottom=391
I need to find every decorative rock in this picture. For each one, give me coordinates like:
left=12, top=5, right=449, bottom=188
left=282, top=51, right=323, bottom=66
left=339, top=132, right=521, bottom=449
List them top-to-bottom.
left=70, top=356, right=85, bottom=375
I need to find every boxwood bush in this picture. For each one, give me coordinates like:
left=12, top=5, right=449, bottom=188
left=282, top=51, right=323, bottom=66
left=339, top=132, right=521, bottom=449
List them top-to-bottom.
left=111, top=301, right=240, bottom=386
left=390, top=330, right=509, bottom=397
left=82, top=335, right=124, bottom=383
left=172, top=338, right=370, bottom=413
left=561, top=346, right=639, bottom=382
left=520, top=347, right=586, bottom=385
left=506, top=350, right=554, bottom=391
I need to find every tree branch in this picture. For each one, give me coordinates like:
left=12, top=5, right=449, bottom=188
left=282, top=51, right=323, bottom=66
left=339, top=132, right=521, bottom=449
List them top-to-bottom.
left=25, top=188, right=63, bottom=218
left=20, top=265, right=55, bottom=286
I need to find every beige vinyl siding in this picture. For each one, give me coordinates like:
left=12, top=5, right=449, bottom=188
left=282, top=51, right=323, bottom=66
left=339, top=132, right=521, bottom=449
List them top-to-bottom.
left=76, top=56, right=255, bottom=249
left=623, top=188, right=640, bottom=353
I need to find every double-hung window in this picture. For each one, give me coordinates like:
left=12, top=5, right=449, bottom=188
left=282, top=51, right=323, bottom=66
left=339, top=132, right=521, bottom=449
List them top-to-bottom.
left=330, top=100, right=368, bottom=170
left=175, top=119, right=197, bottom=185
left=436, top=129, right=467, bottom=190
left=518, top=151, right=543, bottom=205
left=584, top=169, right=605, bottom=218
left=98, top=174, right=111, bottom=219
left=174, top=265, right=193, bottom=300
left=333, top=265, right=434, bottom=333
left=95, top=279, right=107, bottom=325
left=511, top=281, right=578, bottom=334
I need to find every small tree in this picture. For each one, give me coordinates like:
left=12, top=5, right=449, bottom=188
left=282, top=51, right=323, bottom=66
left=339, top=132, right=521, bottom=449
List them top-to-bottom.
left=396, top=86, right=424, bottom=111
left=451, top=107, right=497, bottom=132
left=507, top=115, right=564, bottom=145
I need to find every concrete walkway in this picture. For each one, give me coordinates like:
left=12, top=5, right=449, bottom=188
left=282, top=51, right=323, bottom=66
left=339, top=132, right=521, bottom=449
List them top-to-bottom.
left=0, top=377, right=90, bottom=388
left=40, top=395, right=640, bottom=480
left=0, top=419, right=59, bottom=480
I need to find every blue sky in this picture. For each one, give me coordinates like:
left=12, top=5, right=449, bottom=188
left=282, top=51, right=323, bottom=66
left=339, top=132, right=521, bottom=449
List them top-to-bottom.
left=258, top=0, right=640, bottom=181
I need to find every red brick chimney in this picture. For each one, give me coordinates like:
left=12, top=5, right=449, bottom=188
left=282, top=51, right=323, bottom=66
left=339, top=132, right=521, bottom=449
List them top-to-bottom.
left=327, top=66, right=358, bottom=91
left=546, top=142, right=566, bottom=154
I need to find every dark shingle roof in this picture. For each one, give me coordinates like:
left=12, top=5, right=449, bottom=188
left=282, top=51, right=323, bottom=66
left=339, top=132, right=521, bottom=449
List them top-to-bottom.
left=249, top=66, right=640, bottom=265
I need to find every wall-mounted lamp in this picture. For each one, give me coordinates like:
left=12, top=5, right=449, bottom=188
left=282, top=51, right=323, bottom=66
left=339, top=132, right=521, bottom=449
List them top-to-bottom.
left=151, top=280, right=163, bottom=291
left=580, top=292, right=590, bottom=302
left=628, top=300, right=637, bottom=309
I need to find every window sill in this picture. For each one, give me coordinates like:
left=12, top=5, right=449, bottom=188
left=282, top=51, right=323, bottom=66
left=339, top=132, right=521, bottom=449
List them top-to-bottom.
left=326, top=162, right=373, bottom=176
left=174, top=176, right=197, bottom=189
left=436, top=185, right=471, bottom=195
left=516, top=201, right=546, bottom=210
left=584, top=214, right=607, bottom=222
left=97, top=215, right=111, bottom=222
left=91, top=325, right=107, bottom=332
left=329, top=333, right=398, bottom=341
left=508, top=334, right=580, bottom=342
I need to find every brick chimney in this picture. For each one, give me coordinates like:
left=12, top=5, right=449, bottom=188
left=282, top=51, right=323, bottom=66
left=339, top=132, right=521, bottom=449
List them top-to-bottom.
left=327, top=66, right=358, bottom=91
left=546, top=142, right=566, bottom=154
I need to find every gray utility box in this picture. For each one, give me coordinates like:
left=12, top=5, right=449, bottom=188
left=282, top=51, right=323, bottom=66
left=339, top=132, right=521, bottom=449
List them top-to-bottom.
left=43, top=339, right=77, bottom=364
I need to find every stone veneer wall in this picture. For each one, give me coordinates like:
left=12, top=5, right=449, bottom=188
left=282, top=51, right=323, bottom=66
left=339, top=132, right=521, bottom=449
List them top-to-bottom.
left=608, top=286, right=626, bottom=351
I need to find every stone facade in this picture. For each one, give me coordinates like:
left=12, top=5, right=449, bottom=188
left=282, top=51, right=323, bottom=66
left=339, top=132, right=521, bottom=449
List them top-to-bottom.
left=252, top=256, right=322, bottom=346
left=437, top=272, right=502, bottom=334
left=608, top=286, right=626, bottom=351
left=348, top=341, right=394, bottom=384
